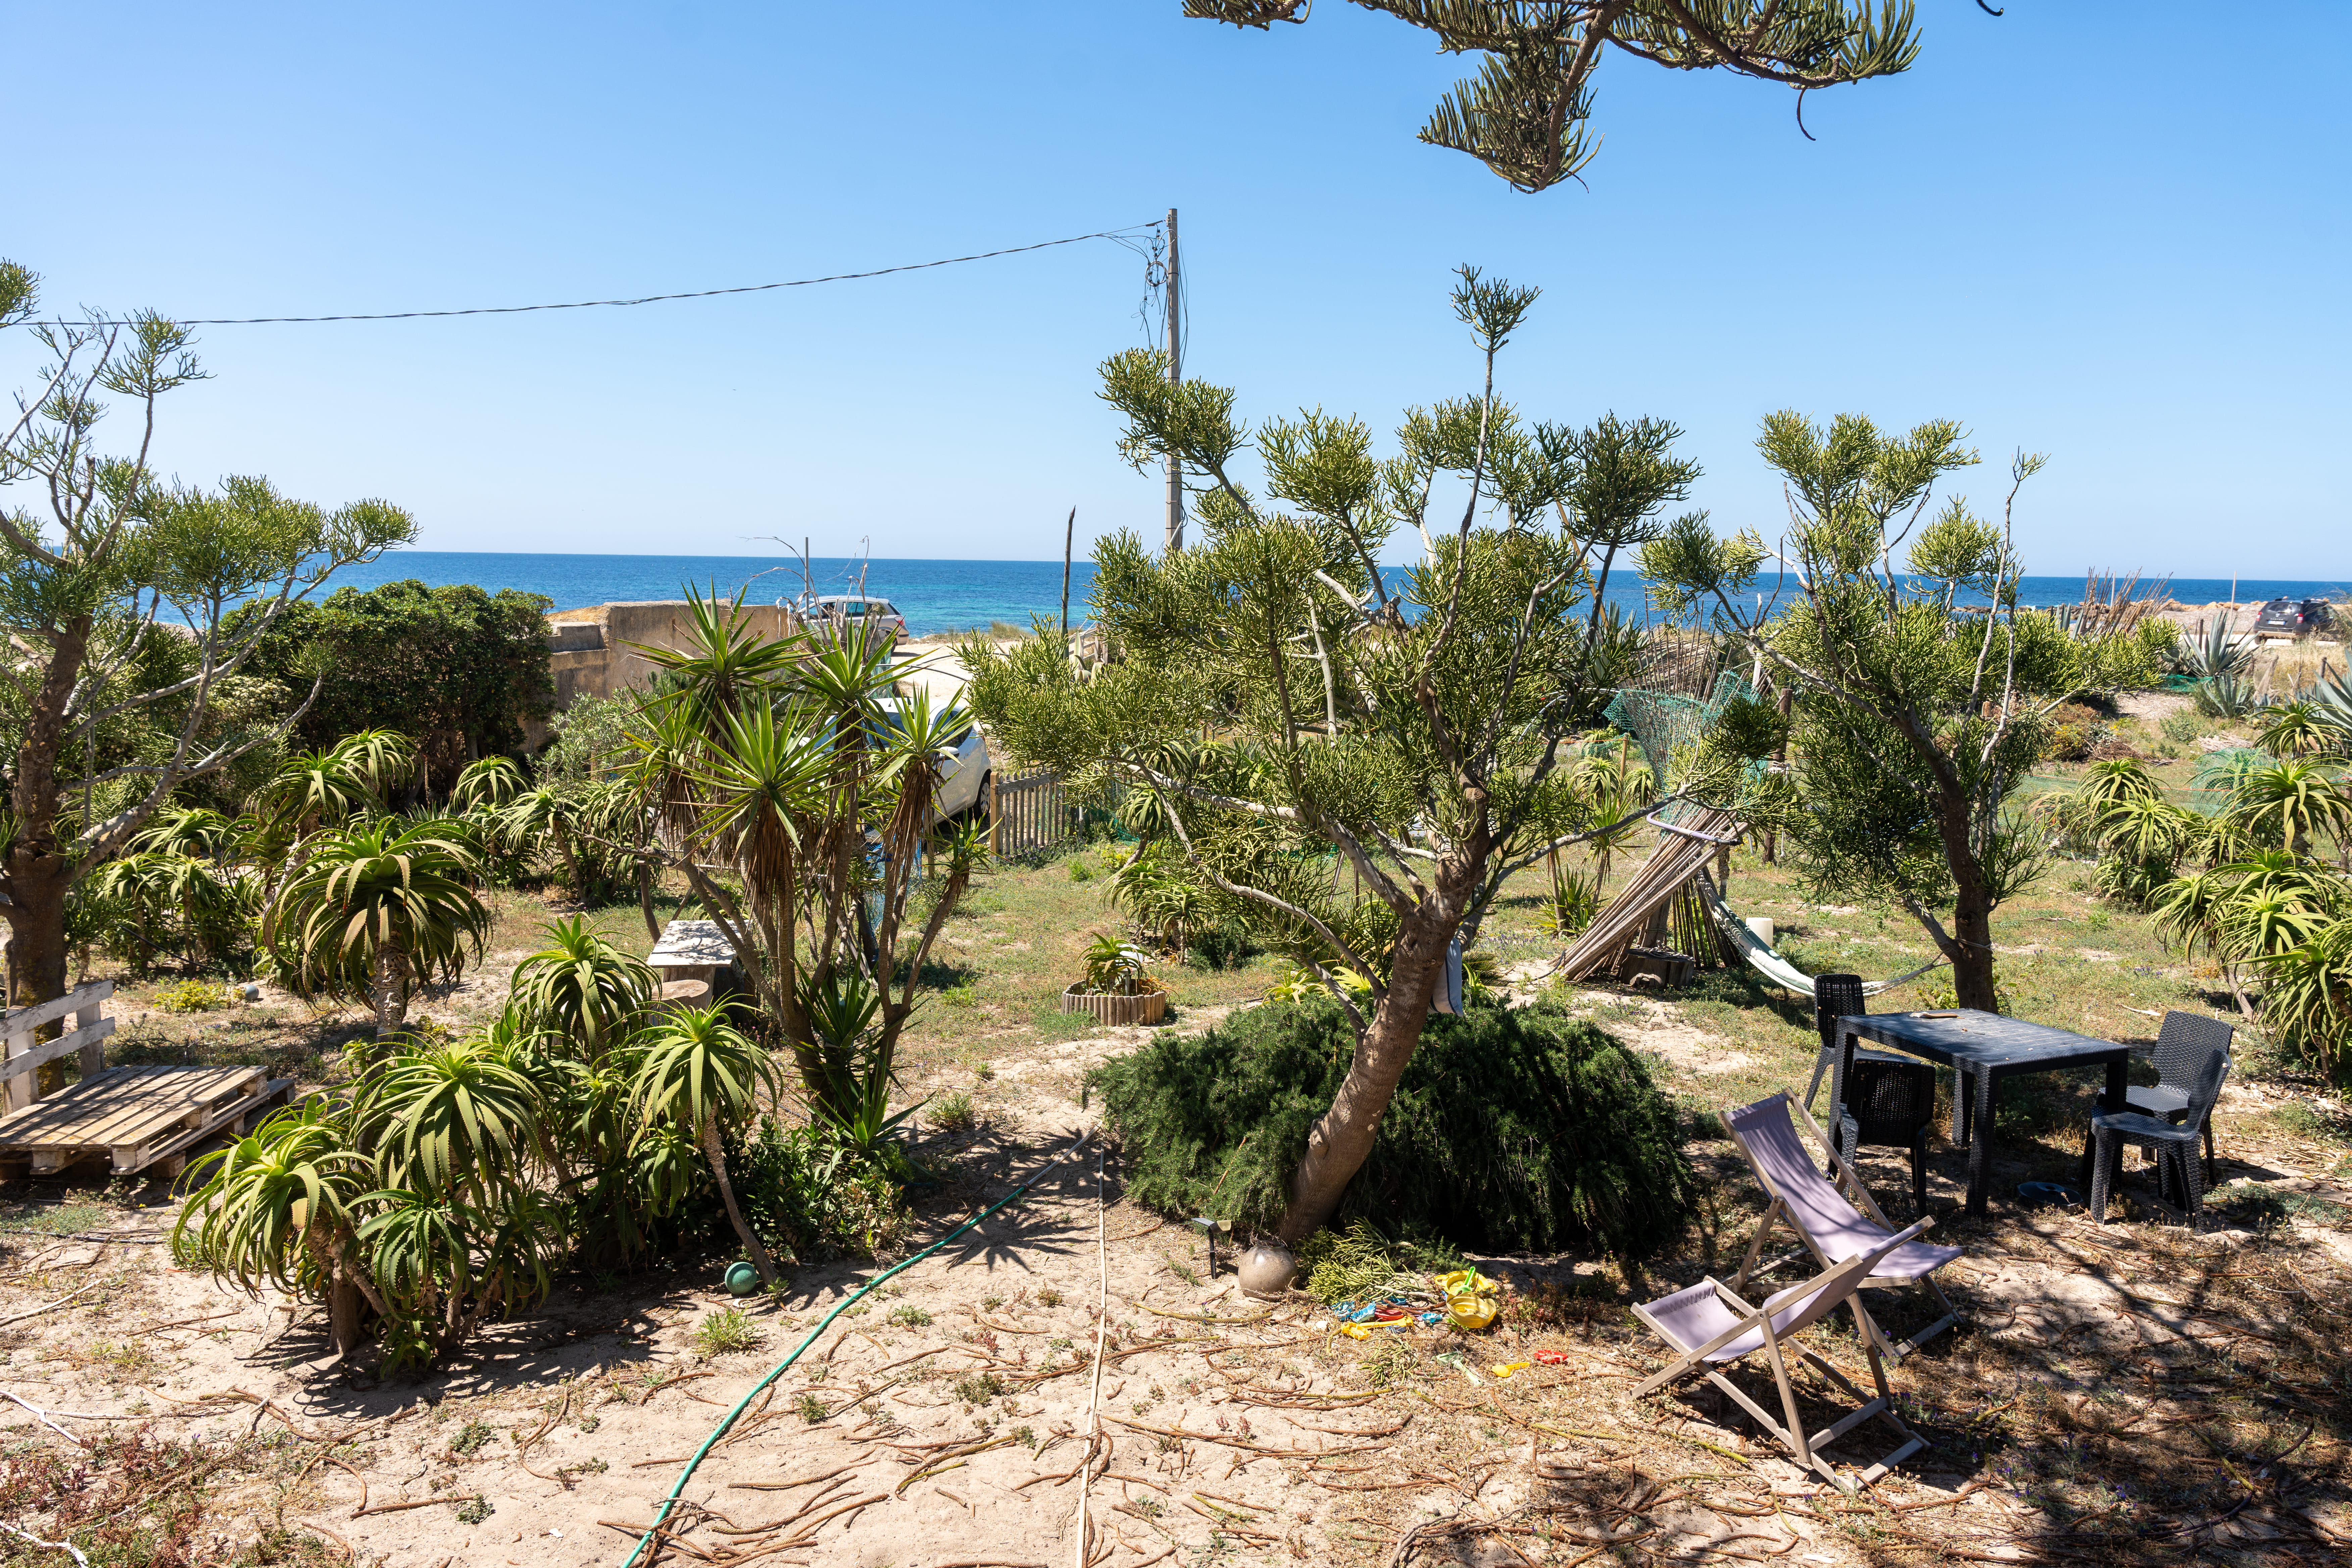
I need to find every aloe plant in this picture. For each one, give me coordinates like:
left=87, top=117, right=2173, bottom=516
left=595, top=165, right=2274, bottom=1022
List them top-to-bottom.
left=260, top=817, right=489, bottom=1039
left=508, top=916, right=654, bottom=1056
left=631, top=1004, right=783, bottom=1286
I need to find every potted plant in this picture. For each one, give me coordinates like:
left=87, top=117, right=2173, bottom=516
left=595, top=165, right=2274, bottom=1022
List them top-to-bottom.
left=1062, top=933, right=1169, bottom=1026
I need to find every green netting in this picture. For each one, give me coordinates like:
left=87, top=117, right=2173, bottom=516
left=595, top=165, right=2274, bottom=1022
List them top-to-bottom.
left=1603, top=670, right=1754, bottom=805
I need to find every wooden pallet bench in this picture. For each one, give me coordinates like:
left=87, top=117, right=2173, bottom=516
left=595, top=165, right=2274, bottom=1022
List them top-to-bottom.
left=0, top=981, right=294, bottom=1178
left=0, top=1066, right=293, bottom=1178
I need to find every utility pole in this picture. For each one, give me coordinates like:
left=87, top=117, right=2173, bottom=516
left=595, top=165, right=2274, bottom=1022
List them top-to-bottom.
left=1163, top=207, right=1183, bottom=555
left=1060, top=506, right=1077, bottom=643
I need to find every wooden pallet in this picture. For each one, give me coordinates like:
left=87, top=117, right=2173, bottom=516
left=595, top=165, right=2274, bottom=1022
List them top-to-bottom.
left=0, top=1065, right=295, bottom=1178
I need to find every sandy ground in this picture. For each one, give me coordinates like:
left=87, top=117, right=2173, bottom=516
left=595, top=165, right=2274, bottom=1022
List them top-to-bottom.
left=4, top=994, right=2347, bottom=1568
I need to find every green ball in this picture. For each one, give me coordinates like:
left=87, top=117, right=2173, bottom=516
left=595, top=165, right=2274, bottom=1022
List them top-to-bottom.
left=723, top=1262, right=762, bottom=1296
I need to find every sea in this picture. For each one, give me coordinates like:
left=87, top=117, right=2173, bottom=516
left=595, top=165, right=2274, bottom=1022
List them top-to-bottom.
left=309, top=551, right=2348, bottom=638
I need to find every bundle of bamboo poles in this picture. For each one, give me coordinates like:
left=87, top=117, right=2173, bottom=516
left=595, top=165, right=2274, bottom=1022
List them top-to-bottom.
left=1557, top=806, right=1740, bottom=983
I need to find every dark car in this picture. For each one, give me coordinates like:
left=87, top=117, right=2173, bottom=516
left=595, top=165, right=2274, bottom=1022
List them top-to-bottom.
left=2252, top=597, right=2334, bottom=638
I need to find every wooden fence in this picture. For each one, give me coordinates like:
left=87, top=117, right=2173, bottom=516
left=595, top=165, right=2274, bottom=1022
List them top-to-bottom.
left=989, top=766, right=1076, bottom=858
left=3, top=980, right=116, bottom=1113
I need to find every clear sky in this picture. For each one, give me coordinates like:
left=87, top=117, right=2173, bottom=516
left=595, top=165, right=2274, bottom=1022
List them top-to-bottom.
left=6, top=3, right=2344, bottom=578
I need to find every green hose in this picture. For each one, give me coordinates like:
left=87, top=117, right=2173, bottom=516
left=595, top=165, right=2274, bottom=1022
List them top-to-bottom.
left=618, top=1128, right=1093, bottom=1568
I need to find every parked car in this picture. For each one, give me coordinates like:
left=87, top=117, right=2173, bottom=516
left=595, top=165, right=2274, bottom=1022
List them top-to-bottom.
left=798, top=593, right=908, bottom=641
left=2252, top=597, right=2335, bottom=639
left=876, top=698, right=990, bottom=821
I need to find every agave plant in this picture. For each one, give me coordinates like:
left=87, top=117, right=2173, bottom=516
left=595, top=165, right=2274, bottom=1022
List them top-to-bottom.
left=2175, top=613, right=2256, bottom=682
left=262, top=817, right=490, bottom=1038
left=508, top=916, right=655, bottom=1056
left=631, top=1003, right=784, bottom=1286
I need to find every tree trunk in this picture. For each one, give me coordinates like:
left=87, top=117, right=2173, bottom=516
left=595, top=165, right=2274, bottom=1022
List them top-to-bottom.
left=3, top=615, right=92, bottom=1097
left=1923, top=776, right=2002, bottom=1013
left=2, top=853, right=73, bottom=1096
left=1949, top=885, right=2000, bottom=1012
left=1273, top=899, right=1458, bottom=1245
left=371, top=946, right=411, bottom=1040
left=700, top=1113, right=777, bottom=1286
left=328, top=1270, right=368, bottom=1355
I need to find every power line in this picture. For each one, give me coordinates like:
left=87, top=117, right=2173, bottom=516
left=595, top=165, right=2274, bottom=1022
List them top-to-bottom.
left=35, top=221, right=1164, bottom=327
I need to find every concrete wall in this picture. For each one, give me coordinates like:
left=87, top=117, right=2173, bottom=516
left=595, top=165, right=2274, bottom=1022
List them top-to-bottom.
left=528, top=601, right=802, bottom=747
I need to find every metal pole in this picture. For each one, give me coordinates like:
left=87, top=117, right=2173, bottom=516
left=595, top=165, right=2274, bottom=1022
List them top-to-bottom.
left=1164, top=207, right=1183, bottom=555
left=1060, top=505, right=1076, bottom=643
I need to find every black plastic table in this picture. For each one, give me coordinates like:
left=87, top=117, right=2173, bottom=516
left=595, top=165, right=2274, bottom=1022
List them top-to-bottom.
left=1833, top=1009, right=2129, bottom=1217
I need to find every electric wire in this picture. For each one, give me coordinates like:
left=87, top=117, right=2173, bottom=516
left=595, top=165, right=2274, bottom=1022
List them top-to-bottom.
left=34, top=223, right=1164, bottom=328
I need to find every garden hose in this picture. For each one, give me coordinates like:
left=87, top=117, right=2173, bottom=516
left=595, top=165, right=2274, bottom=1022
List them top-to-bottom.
left=618, top=1125, right=1097, bottom=1568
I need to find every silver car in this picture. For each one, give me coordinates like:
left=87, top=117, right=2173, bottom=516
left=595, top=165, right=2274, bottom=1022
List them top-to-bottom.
left=877, top=698, right=990, bottom=821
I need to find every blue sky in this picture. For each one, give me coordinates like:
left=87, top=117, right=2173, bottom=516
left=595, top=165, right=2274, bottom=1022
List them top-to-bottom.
left=6, top=3, right=2343, bottom=577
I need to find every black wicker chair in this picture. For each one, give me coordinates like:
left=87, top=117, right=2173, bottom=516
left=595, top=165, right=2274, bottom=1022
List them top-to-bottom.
left=1805, top=974, right=1940, bottom=1213
left=2128, top=1012, right=2234, bottom=1184
left=2086, top=1044, right=2230, bottom=1227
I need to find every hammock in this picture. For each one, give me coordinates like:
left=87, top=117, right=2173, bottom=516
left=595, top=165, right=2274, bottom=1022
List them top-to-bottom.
left=1694, top=874, right=1944, bottom=997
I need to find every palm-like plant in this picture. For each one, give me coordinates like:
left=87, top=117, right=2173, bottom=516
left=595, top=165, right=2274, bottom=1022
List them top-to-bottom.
left=2257, top=702, right=2329, bottom=761
left=331, top=729, right=420, bottom=800
left=256, top=745, right=379, bottom=836
left=451, top=755, right=524, bottom=811
left=2225, top=759, right=2352, bottom=858
left=262, top=818, right=490, bottom=1038
left=508, top=916, right=654, bottom=1056
left=2257, top=921, right=2352, bottom=1069
left=1080, top=932, right=1158, bottom=996
left=630, top=1003, right=783, bottom=1286
left=360, top=1033, right=544, bottom=1199
left=172, top=1098, right=388, bottom=1354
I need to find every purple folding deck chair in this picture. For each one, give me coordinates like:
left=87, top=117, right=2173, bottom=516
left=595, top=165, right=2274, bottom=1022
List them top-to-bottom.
left=1724, top=1091, right=1963, bottom=1360
left=1634, top=1217, right=1937, bottom=1493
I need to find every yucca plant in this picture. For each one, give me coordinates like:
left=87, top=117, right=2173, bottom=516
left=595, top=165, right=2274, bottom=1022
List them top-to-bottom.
left=262, top=817, right=490, bottom=1039
left=508, top=916, right=654, bottom=1057
left=631, top=1003, right=783, bottom=1286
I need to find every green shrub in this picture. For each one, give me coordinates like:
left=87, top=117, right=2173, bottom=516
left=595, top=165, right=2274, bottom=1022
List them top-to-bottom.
left=2160, top=711, right=2204, bottom=744
left=154, top=979, right=228, bottom=1014
left=1088, top=998, right=1697, bottom=1260
left=930, top=1092, right=976, bottom=1131
left=725, top=1117, right=909, bottom=1263
left=1295, top=1219, right=1463, bottom=1304
left=689, top=1308, right=763, bottom=1358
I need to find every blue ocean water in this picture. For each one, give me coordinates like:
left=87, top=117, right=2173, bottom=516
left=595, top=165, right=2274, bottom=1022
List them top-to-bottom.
left=311, top=551, right=2348, bottom=638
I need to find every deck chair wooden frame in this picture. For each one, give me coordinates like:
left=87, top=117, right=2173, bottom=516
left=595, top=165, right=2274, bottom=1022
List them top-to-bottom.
left=1726, top=1090, right=1961, bottom=1362
left=1633, top=1219, right=1934, bottom=1494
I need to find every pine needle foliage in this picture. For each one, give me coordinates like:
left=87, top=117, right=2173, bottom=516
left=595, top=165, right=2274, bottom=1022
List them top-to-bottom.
left=1182, top=2, right=1933, bottom=193
left=1090, top=998, right=1695, bottom=1259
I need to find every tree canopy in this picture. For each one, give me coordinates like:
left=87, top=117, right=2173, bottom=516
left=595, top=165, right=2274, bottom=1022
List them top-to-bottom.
left=1182, top=1, right=1935, bottom=192
left=967, top=267, right=1689, bottom=1240
left=1641, top=412, right=2171, bottom=1008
